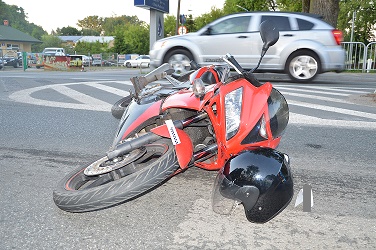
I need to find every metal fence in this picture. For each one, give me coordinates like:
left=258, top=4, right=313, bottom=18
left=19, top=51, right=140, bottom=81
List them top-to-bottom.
left=342, top=42, right=376, bottom=73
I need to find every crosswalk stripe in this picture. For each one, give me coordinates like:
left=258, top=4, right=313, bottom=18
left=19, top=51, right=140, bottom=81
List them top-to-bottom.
left=9, top=81, right=376, bottom=130
left=83, top=82, right=130, bottom=97
left=9, top=85, right=111, bottom=111
left=51, top=85, right=111, bottom=106
left=277, top=85, right=370, bottom=94
left=276, top=86, right=350, bottom=96
left=281, top=91, right=354, bottom=104
left=288, top=100, right=376, bottom=120
left=290, top=113, right=376, bottom=129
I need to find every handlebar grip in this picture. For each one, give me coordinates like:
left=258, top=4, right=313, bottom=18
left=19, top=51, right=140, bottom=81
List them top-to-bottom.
left=224, top=53, right=245, bottom=74
left=190, top=60, right=200, bottom=70
left=143, top=63, right=171, bottom=84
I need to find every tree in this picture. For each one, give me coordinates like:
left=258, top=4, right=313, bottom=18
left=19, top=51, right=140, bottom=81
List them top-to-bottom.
left=223, top=0, right=273, bottom=13
left=276, top=0, right=302, bottom=12
left=308, top=0, right=340, bottom=27
left=337, top=0, right=376, bottom=43
left=0, top=1, right=47, bottom=39
left=193, top=7, right=225, bottom=31
left=102, top=15, right=143, bottom=36
left=164, top=15, right=177, bottom=37
left=77, top=16, right=103, bottom=33
left=113, top=23, right=149, bottom=55
left=56, top=26, right=81, bottom=36
left=81, top=29, right=101, bottom=36
left=32, top=35, right=64, bottom=52
left=74, top=40, right=108, bottom=54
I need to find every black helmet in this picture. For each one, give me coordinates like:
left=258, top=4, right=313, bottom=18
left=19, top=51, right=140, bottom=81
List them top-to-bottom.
left=212, top=148, right=293, bottom=223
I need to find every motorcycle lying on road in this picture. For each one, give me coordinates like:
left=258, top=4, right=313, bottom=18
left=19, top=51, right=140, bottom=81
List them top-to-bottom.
left=53, top=21, right=293, bottom=223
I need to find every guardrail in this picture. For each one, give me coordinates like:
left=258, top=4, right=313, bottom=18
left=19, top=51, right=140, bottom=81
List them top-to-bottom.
left=342, top=42, right=376, bottom=73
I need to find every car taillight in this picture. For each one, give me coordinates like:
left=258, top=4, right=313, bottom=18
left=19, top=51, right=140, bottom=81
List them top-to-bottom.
left=332, top=29, right=343, bottom=45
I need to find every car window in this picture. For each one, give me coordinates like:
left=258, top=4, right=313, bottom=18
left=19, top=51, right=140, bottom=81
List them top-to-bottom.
left=261, top=15, right=291, bottom=31
left=210, top=16, right=251, bottom=35
left=297, top=18, right=314, bottom=30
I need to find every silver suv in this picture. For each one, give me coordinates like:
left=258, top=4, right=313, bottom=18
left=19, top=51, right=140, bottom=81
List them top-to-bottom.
left=149, top=11, right=345, bottom=82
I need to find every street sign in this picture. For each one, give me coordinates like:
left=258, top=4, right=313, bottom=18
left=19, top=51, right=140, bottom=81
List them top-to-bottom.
left=178, top=26, right=187, bottom=35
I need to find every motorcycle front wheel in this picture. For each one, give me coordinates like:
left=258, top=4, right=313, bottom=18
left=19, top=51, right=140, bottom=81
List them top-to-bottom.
left=53, top=139, right=179, bottom=213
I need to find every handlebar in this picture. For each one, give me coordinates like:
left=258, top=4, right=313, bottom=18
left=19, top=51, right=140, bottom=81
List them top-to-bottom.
left=222, top=53, right=262, bottom=87
left=223, top=53, right=245, bottom=75
left=131, top=63, right=174, bottom=96
left=143, top=63, right=170, bottom=84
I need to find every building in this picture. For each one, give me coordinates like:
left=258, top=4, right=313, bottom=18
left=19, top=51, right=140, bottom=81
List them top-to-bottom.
left=0, top=20, right=42, bottom=55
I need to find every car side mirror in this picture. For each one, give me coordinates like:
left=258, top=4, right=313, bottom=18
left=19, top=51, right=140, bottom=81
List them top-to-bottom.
left=259, top=20, right=279, bottom=52
left=204, top=26, right=213, bottom=35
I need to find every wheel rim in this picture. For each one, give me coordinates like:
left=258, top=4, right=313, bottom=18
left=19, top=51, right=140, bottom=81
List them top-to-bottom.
left=168, top=54, right=191, bottom=74
left=289, top=55, right=318, bottom=80
left=65, top=143, right=169, bottom=191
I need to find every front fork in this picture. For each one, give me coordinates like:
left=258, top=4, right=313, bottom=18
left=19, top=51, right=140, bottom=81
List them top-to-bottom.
left=107, top=112, right=210, bottom=165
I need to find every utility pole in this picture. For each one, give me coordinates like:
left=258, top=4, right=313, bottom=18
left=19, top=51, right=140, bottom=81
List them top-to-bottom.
left=175, top=0, right=181, bottom=35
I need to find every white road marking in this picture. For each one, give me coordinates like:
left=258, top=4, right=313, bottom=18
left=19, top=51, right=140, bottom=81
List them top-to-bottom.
left=9, top=81, right=131, bottom=111
left=8, top=82, right=376, bottom=129
left=82, top=82, right=130, bottom=97
left=51, top=85, right=110, bottom=106
left=277, top=85, right=372, bottom=94
left=277, top=86, right=350, bottom=96
left=288, top=100, right=376, bottom=120
left=289, top=113, right=376, bottom=129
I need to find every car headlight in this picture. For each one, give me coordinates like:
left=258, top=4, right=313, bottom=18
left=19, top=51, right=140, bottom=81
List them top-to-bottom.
left=225, top=87, right=243, bottom=140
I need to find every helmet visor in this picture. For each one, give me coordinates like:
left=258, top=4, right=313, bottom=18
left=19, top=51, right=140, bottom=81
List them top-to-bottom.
left=211, top=169, right=239, bottom=215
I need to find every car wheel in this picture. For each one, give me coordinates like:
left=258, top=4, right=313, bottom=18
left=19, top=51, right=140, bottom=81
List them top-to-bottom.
left=163, top=49, right=193, bottom=76
left=286, top=50, right=320, bottom=83
left=14, top=61, right=19, bottom=68
left=126, top=62, right=131, bottom=68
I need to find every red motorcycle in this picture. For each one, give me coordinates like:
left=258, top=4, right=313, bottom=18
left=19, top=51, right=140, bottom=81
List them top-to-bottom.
left=53, top=21, right=293, bottom=223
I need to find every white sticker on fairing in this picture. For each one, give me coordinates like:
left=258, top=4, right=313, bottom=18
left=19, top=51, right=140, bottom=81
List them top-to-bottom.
left=165, top=120, right=181, bottom=145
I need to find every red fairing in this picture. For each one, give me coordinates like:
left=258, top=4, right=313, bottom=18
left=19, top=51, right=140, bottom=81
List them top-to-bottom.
left=194, top=79, right=279, bottom=170
left=162, top=84, right=217, bottom=111
left=121, top=100, right=162, bottom=140
left=151, top=124, right=193, bottom=169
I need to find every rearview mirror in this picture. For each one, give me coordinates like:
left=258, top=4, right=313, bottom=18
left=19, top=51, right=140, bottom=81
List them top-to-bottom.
left=259, top=20, right=279, bottom=51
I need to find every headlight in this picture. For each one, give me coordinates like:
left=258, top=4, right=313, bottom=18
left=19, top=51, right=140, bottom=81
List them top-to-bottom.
left=192, top=78, right=206, bottom=98
left=225, top=87, right=243, bottom=140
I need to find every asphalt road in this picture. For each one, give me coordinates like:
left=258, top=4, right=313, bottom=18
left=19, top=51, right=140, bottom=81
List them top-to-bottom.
left=0, top=68, right=375, bottom=249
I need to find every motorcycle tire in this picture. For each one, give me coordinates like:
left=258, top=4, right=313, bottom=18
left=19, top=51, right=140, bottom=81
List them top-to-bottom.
left=111, top=95, right=132, bottom=119
left=53, top=139, right=179, bottom=213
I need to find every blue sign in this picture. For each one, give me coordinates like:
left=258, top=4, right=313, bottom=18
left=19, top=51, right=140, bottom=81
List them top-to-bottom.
left=134, top=0, right=169, bottom=13
left=158, top=17, right=163, bottom=37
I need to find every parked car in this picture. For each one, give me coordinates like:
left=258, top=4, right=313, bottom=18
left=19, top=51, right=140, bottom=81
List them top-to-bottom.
left=149, top=11, right=346, bottom=82
left=42, top=47, right=66, bottom=56
left=3, top=55, right=22, bottom=68
left=69, top=55, right=92, bottom=67
left=124, top=55, right=150, bottom=68
left=0, top=58, right=3, bottom=69
left=92, top=59, right=115, bottom=67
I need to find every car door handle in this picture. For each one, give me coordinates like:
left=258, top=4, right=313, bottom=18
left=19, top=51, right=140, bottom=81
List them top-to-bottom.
left=283, top=34, right=294, bottom=37
left=237, top=36, right=248, bottom=38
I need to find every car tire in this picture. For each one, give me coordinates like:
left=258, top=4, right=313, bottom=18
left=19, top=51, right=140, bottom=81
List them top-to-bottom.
left=163, top=49, right=193, bottom=76
left=285, top=50, right=321, bottom=83
left=126, top=62, right=131, bottom=68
